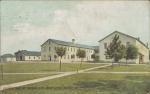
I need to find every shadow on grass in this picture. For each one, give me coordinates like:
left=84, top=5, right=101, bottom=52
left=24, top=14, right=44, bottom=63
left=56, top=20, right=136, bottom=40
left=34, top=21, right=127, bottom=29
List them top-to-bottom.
left=74, top=79, right=150, bottom=94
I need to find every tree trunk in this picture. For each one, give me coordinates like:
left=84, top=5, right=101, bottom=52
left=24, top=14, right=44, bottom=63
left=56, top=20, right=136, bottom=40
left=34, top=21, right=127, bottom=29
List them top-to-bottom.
left=59, top=57, right=62, bottom=72
left=80, top=58, right=83, bottom=68
left=126, top=59, right=128, bottom=65
left=1, top=64, right=3, bottom=80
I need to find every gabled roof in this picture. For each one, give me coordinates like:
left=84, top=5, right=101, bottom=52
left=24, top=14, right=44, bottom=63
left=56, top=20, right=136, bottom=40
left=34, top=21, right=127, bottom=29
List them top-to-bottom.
left=98, top=31, right=149, bottom=49
left=41, top=39, right=95, bottom=49
left=92, top=46, right=99, bottom=50
left=15, top=50, right=41, bottom=56
left=1, top=54, right=15, bottom=58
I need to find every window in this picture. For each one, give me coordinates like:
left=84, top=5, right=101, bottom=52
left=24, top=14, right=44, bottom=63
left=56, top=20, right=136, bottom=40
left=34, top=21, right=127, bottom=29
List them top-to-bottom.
left=126, top=42, right=130, bottom=46
left=104, top=43, right=107, bottom=49
left=49, top=47, right=51, bottom=51
left=68, top=47, right=69, bottom=51
left=54, top=55, right=57, bottom=59
left=68, top=55, right=70, bottom=59
left=105, top=55, right=110, bottom=59
left=29, top=56, right=30, bottom=59
left=34, top=56, right=35, bottom=59
left=64, top=56, right=66, bottom=59
left=38, top=57, right=40, bottom=59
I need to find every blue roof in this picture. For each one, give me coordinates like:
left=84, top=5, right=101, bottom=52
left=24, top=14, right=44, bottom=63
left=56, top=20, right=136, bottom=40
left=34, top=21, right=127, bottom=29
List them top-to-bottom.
left=15, top=50, right=41, bottom=56
left=1, top=54, right=15, bottom=58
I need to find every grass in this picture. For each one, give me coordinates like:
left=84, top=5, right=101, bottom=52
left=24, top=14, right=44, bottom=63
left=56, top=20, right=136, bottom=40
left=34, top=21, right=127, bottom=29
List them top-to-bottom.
left=0, top=62, right=105, bottom=85
left=0, top=63, right=104, bottom=73
left=92, top=64, right=150, bottom=72
left=0, top=73, right=58, bottom=85
left=2, top=73, right=150, bottom=94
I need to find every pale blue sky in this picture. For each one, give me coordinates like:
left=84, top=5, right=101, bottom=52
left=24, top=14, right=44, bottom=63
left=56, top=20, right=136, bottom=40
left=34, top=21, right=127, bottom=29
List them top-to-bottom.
left=1, top=0, right=150, bottom=54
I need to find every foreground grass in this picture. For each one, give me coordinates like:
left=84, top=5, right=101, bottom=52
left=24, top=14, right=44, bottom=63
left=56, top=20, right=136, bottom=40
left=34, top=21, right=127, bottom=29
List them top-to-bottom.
left=0, top=63, right=104, bottom=73
left=93, top=64, right=150, bottom=72
left=0, top=73, right=58, bottom=85
left=2, top=73, right=150, bottom=94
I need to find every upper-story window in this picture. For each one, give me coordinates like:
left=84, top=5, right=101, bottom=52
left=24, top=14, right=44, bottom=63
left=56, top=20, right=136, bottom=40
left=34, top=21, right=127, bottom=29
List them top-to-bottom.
left=126, top=42, right=130, bottom=46
left=104, top=43, right=107, bottom=49
left=49, top=47, right=51, bottom=51
left=68, top=47, right=69, bottom=51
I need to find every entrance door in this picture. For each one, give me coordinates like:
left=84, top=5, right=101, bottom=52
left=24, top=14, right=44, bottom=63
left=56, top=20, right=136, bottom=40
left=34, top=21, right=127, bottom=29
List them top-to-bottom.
left=139, top=54, right=144, bottom=64
left=20, top=56, right=22, bottom=61
left=49, top=56, right=51, bottom=61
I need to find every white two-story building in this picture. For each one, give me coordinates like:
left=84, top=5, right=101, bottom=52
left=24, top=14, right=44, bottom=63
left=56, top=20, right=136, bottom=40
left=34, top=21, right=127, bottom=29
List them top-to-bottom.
left=41, top=39, right=95, bottom=62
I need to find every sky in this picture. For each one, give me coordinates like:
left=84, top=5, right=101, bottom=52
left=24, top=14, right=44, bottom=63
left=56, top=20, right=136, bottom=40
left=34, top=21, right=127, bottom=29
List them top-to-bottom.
left=0, top=0, right=150, bottom=55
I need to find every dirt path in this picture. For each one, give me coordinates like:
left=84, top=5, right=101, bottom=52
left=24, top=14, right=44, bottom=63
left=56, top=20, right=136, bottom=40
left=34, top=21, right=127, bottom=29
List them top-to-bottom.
left=0, top=64, right=111, bottom=91
left=83, top=71, right=150, bottom=74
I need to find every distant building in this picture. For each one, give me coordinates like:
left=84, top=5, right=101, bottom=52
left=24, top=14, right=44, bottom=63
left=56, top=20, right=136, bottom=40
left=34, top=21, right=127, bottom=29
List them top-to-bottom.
left=99, top=31, right=149, bottom=64
left=41, top=39, right=95, bottom=62
left=15, top=50, right=41, bottom=61
left=0, top=54, right=16, bottom=62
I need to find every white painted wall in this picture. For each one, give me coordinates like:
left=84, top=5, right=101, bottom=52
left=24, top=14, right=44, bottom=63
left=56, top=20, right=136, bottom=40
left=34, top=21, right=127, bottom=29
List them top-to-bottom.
left=99, top=32, right=136, bottom=62
left=41, top=40, right=94, bottom=62
left=25, top=56, right=41, bottom=61
left=1, top=57, right=16, bottom=62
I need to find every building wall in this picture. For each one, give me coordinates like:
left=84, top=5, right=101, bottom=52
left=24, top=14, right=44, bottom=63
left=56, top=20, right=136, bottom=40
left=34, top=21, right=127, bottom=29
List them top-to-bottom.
left=99, top=32, right=136, bottom=63
left=135, top=40, right=149, bottom=63
left=41, top=41, right=94, bottom=62
left=16, top=53, right=41, bottom=61
left=16, top=53, right=25, bottom=61
left=24, top=56, right=41, bottom=61
left=1, top=57, right=16, bottom=62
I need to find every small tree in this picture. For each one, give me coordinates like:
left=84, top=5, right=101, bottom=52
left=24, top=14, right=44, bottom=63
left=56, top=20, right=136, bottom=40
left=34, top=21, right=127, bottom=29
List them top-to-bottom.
left=105, top=34, right=126, bottom=65
left=126, top=45, right=138, bottom=64
left=55, top=47, right=66, bottom=71
left=76, top=49, right=86, bottom=69
left=91, top=49, right=99, bottom=62
left=71, top=54, right=75, bottom=62
left=91, top=54, right=96, bottom=60
left=1, top=64, right=3, bottom=80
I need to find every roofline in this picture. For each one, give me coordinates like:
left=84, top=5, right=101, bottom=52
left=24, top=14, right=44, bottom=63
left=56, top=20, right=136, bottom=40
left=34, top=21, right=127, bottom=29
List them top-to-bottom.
left=98, top=31, right=149, bottom=49
left=41, top=38, right=95, bottom=49
left=41, top=39, right=50, bottom=47
left=54, top=42, right=95, bottom=50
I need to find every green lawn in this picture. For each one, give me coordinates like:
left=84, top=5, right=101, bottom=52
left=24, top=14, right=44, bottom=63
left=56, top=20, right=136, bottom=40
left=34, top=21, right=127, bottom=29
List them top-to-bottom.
left=0, top=63, right=104, bottom=73
left=92, top=64, right=150, bottom=72
left=2, top=73, right=150, bottom=94
left=0, top=74, right=57, bottom=85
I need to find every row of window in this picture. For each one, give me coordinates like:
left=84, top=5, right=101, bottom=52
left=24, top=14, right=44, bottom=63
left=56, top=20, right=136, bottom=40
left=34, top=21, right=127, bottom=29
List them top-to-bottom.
left=104, top=42, right=130, bottom=49
left=48, top=46, right=93, bottom=53
left=43, top=55, right=92, bottom=60
left=28, top=56, right=41, bottom=60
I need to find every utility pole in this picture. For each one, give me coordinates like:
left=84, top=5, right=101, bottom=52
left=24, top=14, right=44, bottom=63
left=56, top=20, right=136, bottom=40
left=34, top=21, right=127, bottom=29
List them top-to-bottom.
left=1, top=63, right=3, bottom=80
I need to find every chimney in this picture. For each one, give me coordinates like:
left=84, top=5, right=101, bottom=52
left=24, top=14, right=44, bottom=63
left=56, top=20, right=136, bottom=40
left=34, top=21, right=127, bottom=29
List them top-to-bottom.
left=137, top=37, right=140, bottom=40
left=72, top=39, right=75, bottom=44
left=146, top=43, right=148, bottom=47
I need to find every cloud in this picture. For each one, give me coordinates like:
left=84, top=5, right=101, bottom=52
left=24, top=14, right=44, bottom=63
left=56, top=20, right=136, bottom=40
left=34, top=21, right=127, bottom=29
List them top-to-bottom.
left=1, top=1, right=150, bottom=54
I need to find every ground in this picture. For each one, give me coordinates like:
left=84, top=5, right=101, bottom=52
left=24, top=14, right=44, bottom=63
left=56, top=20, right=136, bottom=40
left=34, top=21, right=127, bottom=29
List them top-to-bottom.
left=0, top=62, right=150, bottom=94
left=0, top=62, right=105, bottom=85
left=0, top=62, right=103, bottom=73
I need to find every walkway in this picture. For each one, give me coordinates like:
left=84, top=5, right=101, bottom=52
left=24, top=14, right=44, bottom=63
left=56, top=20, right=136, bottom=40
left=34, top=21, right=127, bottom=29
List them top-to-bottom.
left=0, top=64, right=111, bottom=91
